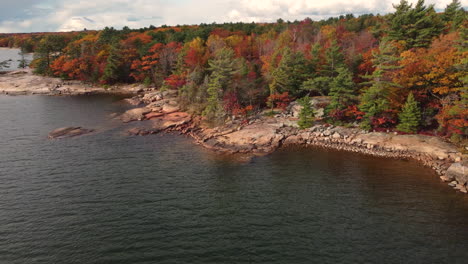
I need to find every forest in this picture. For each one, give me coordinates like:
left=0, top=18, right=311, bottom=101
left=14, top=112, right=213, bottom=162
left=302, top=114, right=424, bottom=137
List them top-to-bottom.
left=1, top=0, right=466, bottom=144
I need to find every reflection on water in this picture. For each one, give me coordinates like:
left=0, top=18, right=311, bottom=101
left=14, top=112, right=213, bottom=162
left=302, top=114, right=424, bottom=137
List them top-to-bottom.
left=0, top=95, right=467, bottom=264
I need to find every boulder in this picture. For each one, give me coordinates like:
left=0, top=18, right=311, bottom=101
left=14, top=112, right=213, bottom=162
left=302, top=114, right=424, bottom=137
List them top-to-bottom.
left=142, top=91, right=163, bottom=103
left=288, top=96, right=331, bottom=118
left=122, top=97, right=142, bottom=106
left=162, top=103, right=180, bottom=113
left=120, top=107, right=151, bottom=123
left=151, top=112, right=191, bottom=131
left=48, top=127, right=94, bottom=139
left=446, top=162, right=468, bottom=185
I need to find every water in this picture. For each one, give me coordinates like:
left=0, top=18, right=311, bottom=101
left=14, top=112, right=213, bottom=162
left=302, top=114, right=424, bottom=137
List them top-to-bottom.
left=0, top=48, right=33, bottom=71
left=0, top=95, right=467, bottom=264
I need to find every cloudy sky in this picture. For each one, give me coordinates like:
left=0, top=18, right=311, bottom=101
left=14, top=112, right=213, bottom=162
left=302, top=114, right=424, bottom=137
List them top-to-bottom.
left=0, top=0, right=465, bottom=33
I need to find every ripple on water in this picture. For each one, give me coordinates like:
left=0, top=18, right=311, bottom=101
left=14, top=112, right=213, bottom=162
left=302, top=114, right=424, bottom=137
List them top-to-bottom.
left=0, top=95, right=468, bottom=264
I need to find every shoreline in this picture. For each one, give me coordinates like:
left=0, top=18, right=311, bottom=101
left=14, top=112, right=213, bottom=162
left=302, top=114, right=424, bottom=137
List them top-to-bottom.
left=0, top=69, right=146, bottom=96
left=2, top=71, right=466, bottom=194
left=122, top=91, right=467, bottom=194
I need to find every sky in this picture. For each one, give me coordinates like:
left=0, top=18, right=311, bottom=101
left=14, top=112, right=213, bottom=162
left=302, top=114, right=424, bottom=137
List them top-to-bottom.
left=0, top=0, right=465, bottom=33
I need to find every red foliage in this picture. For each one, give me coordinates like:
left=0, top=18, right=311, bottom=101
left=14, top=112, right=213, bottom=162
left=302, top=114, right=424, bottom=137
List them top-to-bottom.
left=164, top=74, right=186, bottom=89
left=223, top=92, right=241, bottom=115
left=266, top=92, right=292, bottom=110
left=329, top=105, right=364, bottom=122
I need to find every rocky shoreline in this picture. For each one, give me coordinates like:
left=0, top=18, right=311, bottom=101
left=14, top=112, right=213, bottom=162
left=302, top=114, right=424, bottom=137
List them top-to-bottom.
left=0, top=69, right=146, bottom=96
left=2, top=71, right=465, bottom=194
left=120, top=90, right=467, bottom=194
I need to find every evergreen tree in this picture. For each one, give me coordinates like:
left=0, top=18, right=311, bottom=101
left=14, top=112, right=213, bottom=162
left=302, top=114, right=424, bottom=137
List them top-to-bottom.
left=388, top=0, right=444, bottom=49
left=443, top=0, right=466, bottom=31
left=33, top=35, right=67, bottom=75
left=301, top=40, right=344, bottom=96
left=323, top=40, right=345, bottom=77
left=359, top=40, right=401, bottom=130
left=102, top=42, right=123, bottom=83
left=308, top=43, right=321, bottom=74
left=17, top=45, right=29, bottom=69
left=208, top=47, right=237, bottom=88
left=269, top=47, right=309, bottom=96
left=327, top=67, right=356, bottom=113
left=203, top=74, right=224, bottom=121
left=301, top=76, right=331, bottom=96
left=396, top=93, right=421, bottom=133
left=297, top=95, right=315, bottom=129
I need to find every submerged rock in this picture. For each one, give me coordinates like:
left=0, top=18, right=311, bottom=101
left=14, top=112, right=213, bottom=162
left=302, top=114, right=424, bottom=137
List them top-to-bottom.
left=48, top=127, right=94, bottom=139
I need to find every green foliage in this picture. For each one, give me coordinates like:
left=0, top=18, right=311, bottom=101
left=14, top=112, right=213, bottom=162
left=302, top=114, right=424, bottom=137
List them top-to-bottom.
left=388, top=0, right=444, bottom=49
left=443, top=0, right=466, bottom=31
left=33, top=35, right=67, bottom=75
left=323, top=40, right=345, bottom=77
left=359, top=40, right=401, bottom=130
left=101, top=42, right=124, bottom=84
left=208, top=47, right=237, bottom=88
left=270, top=47, right=310, bottom=96
left=327, top=67, right=356, bottom=113
left=202, top=75, right=224, bottom=121
left=301, top=77, right=332, bottom=96
left=359, top=85, right=390, bottom=130
left=396, top=93, right=421, bottom=133
left=297, top=96, right=315, bottom=129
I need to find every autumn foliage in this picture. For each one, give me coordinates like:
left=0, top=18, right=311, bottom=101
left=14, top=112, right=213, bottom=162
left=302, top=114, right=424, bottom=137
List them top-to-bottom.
left=1, top=0, right=466, bottom=143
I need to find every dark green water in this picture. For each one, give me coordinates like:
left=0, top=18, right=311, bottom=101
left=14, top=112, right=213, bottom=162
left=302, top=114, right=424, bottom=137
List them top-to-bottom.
left=0, top=95, right=467, bottom=264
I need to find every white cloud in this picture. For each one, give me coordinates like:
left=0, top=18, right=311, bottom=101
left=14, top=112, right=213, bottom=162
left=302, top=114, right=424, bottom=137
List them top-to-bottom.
left=0, top=0, right=466, bottom=33
left=226, top=0, right=466, bottom=22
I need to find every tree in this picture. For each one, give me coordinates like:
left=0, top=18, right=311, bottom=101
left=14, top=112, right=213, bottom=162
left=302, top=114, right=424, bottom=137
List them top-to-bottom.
left=388, top=0, right=444, bottom=49
left=442, top=0, right=466, bottom=31
left=32, top=35, right=67, bottom=75
left=323, top=40, right=345, bottom=77
left=359, top=40, right=401, bottom=130
left=101, top=41, right=124, bottom=83
left=17, top=45, right=29, bottom=69
left=208, top=47, right=237, bottom=88
left=269, top=47, right=309, bottom=96
left=327, top=67, right=356, bottom=113
left=203, top=75, right=224, bottom=121
left=301, top=77, right=331, bottom=96
left=396, top=93, right=421, bottom=133
left=297, top=95, right=314, bottom=129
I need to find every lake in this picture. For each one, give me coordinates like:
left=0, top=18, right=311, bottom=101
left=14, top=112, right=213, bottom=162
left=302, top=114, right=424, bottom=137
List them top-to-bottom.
left=0, top=48, right=33, bottom=71
left=0, top=95, right=467, bottom=264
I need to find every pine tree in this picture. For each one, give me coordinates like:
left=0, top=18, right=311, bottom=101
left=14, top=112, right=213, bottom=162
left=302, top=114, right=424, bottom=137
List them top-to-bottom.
left=388, top=0, right=444, bottom=49
left=443, top=0, right=466, bottom=31
left=33, top=35, right=67, bottom=75
left=323, top=40, right=345, bottom=77
left=359, top=40, right=401, bottom=130
left=102, top=42, right=123, bottom=84
left=17, top=46, right=29, bottom=69
left=208, top=47, right=237, bottom=88
left=269, top=47, right=309, bottom=96
left=327, top=67, right=356, bottom=113
left=203, top=74, right=224, bottom=121
left=301, top=76, right=331, bottom=96
left=396, top=93, right=421, bottom=133
left=297, top=95, right=314, bottom=129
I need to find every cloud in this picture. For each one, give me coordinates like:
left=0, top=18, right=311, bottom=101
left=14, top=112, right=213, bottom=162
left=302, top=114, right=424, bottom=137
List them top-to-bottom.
left=0, top=0, right=466, bottom=33
left=226, top=0, right=465, bottom=22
